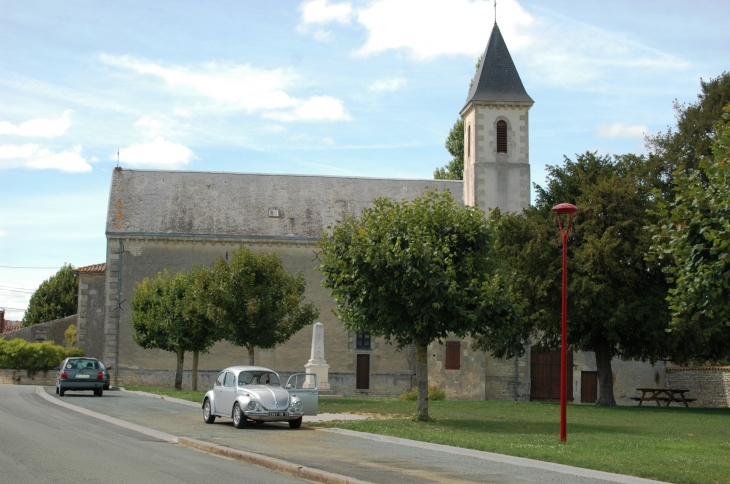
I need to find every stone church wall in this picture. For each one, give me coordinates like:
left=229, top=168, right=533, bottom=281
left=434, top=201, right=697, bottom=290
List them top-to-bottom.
left=104, top=235, right=415, bottom=397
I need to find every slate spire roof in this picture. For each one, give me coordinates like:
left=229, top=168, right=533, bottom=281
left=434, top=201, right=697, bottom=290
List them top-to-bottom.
left=463, top=23, right=533, bottom=109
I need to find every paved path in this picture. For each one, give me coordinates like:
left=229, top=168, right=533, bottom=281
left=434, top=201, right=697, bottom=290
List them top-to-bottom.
left=0, top=385, right=311, bottom=484
left=39, top=386, right=656, bottom=484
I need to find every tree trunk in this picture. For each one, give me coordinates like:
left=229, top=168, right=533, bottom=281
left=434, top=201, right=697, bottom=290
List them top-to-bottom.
left=415, top=339, right=429, bottom=420
left=594, top=340, right=616, bottom=406
left=247, top=344, right=255, bottom=366
left=175, top=348, right=184, bottom=391
left=192, top=349, right=199, bottom=391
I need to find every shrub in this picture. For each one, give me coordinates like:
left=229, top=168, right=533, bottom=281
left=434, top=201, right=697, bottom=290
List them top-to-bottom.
left=64, top=324, right=77, bottom=348
left=0, top=339, right=83, bottom=371
left=399, top=385, right=446, bottom=401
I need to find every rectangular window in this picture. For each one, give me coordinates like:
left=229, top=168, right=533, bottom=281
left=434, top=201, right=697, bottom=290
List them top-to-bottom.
left=356, top=332, right=371, bottom=349
left=445, top=341, right=461, bottom=370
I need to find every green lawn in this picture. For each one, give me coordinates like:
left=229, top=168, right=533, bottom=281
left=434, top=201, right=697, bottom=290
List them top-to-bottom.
left=124, top=387, right=730, bottom=484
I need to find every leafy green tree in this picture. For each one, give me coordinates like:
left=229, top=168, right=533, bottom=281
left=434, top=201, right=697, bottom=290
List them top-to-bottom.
left=647, top=72, right=730, bottom=193
left=650, top=104, right=730, bottom=363
left=434, top=118, right=464, bottom=180
left=494, top=153, right=671, bottom=406
left=319, top=190, right=525, bottom=419
left=207, top=248, right=318, bottom=366
left=23, top=264, right=78, bottom=326
left=131, top=269, right=219, bottom=390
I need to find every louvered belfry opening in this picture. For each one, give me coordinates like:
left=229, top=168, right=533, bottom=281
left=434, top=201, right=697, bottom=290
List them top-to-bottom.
left=496, top=120, right=508, bottom=153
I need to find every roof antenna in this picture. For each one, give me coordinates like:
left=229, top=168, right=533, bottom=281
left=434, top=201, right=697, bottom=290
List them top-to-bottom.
left=494, top=0, right=497, bottom=25
left=116, top=149, right=120, bottom=168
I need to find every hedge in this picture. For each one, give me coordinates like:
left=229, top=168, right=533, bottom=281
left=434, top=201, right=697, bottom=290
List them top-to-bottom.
left=0, top=339, right=83, bottom=371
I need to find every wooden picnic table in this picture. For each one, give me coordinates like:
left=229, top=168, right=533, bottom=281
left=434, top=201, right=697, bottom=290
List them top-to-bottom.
left=631, top=388, right=696, bottom=407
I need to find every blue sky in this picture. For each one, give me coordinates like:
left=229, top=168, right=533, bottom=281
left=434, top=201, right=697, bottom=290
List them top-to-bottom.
left=1, top=0, right=728, bottom=319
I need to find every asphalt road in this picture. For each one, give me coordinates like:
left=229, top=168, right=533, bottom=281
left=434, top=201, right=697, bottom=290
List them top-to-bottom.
left=0, top=385, right=312, bottom=484
left=37, top=386, right=625, bottom=484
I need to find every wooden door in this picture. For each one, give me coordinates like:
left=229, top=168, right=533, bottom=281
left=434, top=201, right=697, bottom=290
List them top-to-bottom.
left=530, top=349, right=573, bottom=401
left=356, top=354, right=370, bottom=389
left=581, top=371, right=597, bottom=404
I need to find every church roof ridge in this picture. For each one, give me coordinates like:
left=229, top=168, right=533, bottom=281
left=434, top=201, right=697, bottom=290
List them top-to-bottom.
left=462, top=23, right=533, bottom=110
left=113, top=168, right=462, bottom=184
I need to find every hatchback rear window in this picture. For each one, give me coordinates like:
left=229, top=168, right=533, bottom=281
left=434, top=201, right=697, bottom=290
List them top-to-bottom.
left=66, top=359, right=99, bottom=370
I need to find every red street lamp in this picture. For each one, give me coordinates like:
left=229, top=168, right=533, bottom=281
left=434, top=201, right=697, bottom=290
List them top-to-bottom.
left=552, top=202, right=577, bottom=443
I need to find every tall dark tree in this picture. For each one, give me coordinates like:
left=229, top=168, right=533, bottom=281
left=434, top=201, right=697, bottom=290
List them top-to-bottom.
left=434, top=56, right=482, bottom=180
left=646, top=71, right=730, bottom=195
left=649, top=104, right=730, bottom=364
left=434, top=118, right=464, bottom=180
left=493, top=153, right=671, bottom=406
left=319, top=190, right=525, bottom=420
left=207, top=248, right=318, bottom=366
left=23, top=264, right=78, bottom=327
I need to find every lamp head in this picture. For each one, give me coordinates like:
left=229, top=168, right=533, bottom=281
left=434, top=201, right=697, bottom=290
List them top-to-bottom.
left=552, top=203, right=578, bottom=215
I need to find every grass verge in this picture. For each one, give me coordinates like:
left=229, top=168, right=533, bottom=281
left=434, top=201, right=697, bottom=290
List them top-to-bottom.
left=123, top=388, right=729, bottom=484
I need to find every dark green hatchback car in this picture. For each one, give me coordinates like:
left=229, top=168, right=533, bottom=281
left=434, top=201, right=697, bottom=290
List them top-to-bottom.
left=56, top=357, right=109, bottom=397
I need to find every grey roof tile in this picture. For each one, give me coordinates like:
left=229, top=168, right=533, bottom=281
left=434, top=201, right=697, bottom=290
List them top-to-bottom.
left=463, top=23, right=533, bottom=108
left=106, top=169, right=462, bottom=239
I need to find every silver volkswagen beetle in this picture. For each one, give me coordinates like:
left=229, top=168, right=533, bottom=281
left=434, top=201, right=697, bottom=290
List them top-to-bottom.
left=202, top=366, right=318, bottom=429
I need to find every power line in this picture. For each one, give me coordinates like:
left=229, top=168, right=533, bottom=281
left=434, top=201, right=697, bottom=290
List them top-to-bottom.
left=0, top=265, right=62, bottom=269
left=0, top=284, right=35, bottom=291
left=0, top=288, right=34, bottom=294
left=0, top=307, right=27, bottom=311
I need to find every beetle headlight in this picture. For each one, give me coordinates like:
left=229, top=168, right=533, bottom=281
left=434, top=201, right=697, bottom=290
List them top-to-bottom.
left=292, top=400, right=303, bottom=412
left=246, top=401, right=256, bottom=411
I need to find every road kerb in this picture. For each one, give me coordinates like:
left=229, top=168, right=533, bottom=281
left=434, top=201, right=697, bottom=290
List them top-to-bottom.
left=35, top=386, right=178, bottom=444
left=36, top=387, right=371, bottom=484
left=178, top=436, right=371, bottom=484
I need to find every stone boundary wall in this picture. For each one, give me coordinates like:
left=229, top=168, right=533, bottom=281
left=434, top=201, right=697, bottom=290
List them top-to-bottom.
left=1, top=315, right=77, bottom=347
left=666, top=367, right=730, bottom=407
left=0, top=369, right=57, bottom=386
left=112, top=369, right=412, bottom=397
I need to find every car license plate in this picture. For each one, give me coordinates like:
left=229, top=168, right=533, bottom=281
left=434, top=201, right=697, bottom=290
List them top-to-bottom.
left=76, top=374, right=90, bottom=379
left=268, top=412, right=288, bottom=417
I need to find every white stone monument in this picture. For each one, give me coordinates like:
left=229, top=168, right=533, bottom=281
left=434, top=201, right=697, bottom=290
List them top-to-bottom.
left=304, top=322, right=330, bottom=390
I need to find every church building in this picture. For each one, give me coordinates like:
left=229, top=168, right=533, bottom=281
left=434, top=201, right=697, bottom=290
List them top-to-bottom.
left=80, top=22, right=664, bottom=402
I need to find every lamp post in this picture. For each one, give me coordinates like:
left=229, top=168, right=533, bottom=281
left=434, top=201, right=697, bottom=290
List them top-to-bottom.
left=552, top=202, right=577, bottom=442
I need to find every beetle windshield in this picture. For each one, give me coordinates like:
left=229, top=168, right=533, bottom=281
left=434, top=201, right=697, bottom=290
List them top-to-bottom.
left=238, top=371, right=280, bottom=387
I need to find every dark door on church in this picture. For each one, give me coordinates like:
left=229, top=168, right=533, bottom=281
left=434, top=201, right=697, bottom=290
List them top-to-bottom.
left=530, top=349, right=573, bottom=401
left=356, top=354, right=370, bottom=390
left=581, top=371, right=598, bottom=404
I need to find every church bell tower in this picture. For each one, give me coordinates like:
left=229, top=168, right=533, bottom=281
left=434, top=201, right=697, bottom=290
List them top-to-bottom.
left=461, top=22, right=533, bottom=213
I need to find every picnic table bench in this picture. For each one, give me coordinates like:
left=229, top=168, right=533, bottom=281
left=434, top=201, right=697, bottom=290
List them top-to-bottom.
left=630, top=388, right=697, bottom=407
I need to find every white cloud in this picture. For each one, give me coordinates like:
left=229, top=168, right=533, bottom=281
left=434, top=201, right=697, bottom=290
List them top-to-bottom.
left=300, top=0, right=353, bottom=27
left=314, top=0, right=687, bottom=90
left=353, top=0, right=533, bottom=60
left=313, top=29, right=333, bottom=42
left=99, top=54, right=350, bottom=122
left=369, top=77, right=408, bottom=92
left=263, top=95, right=351, bottom=122
left=173, top=108, right=192, bottom=117
left=0, top=110, right=72, bottom=138
left=597, top=123, right=649, bottom=139
left=263, top=125, right=286, bottom=132
left=116, top=137, right=196, bottom=169
left=322, top=137, right=335, bottom=145
left=0, top=144, right=91, bottom=172
left=0, top=231, right=6, bottom=237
